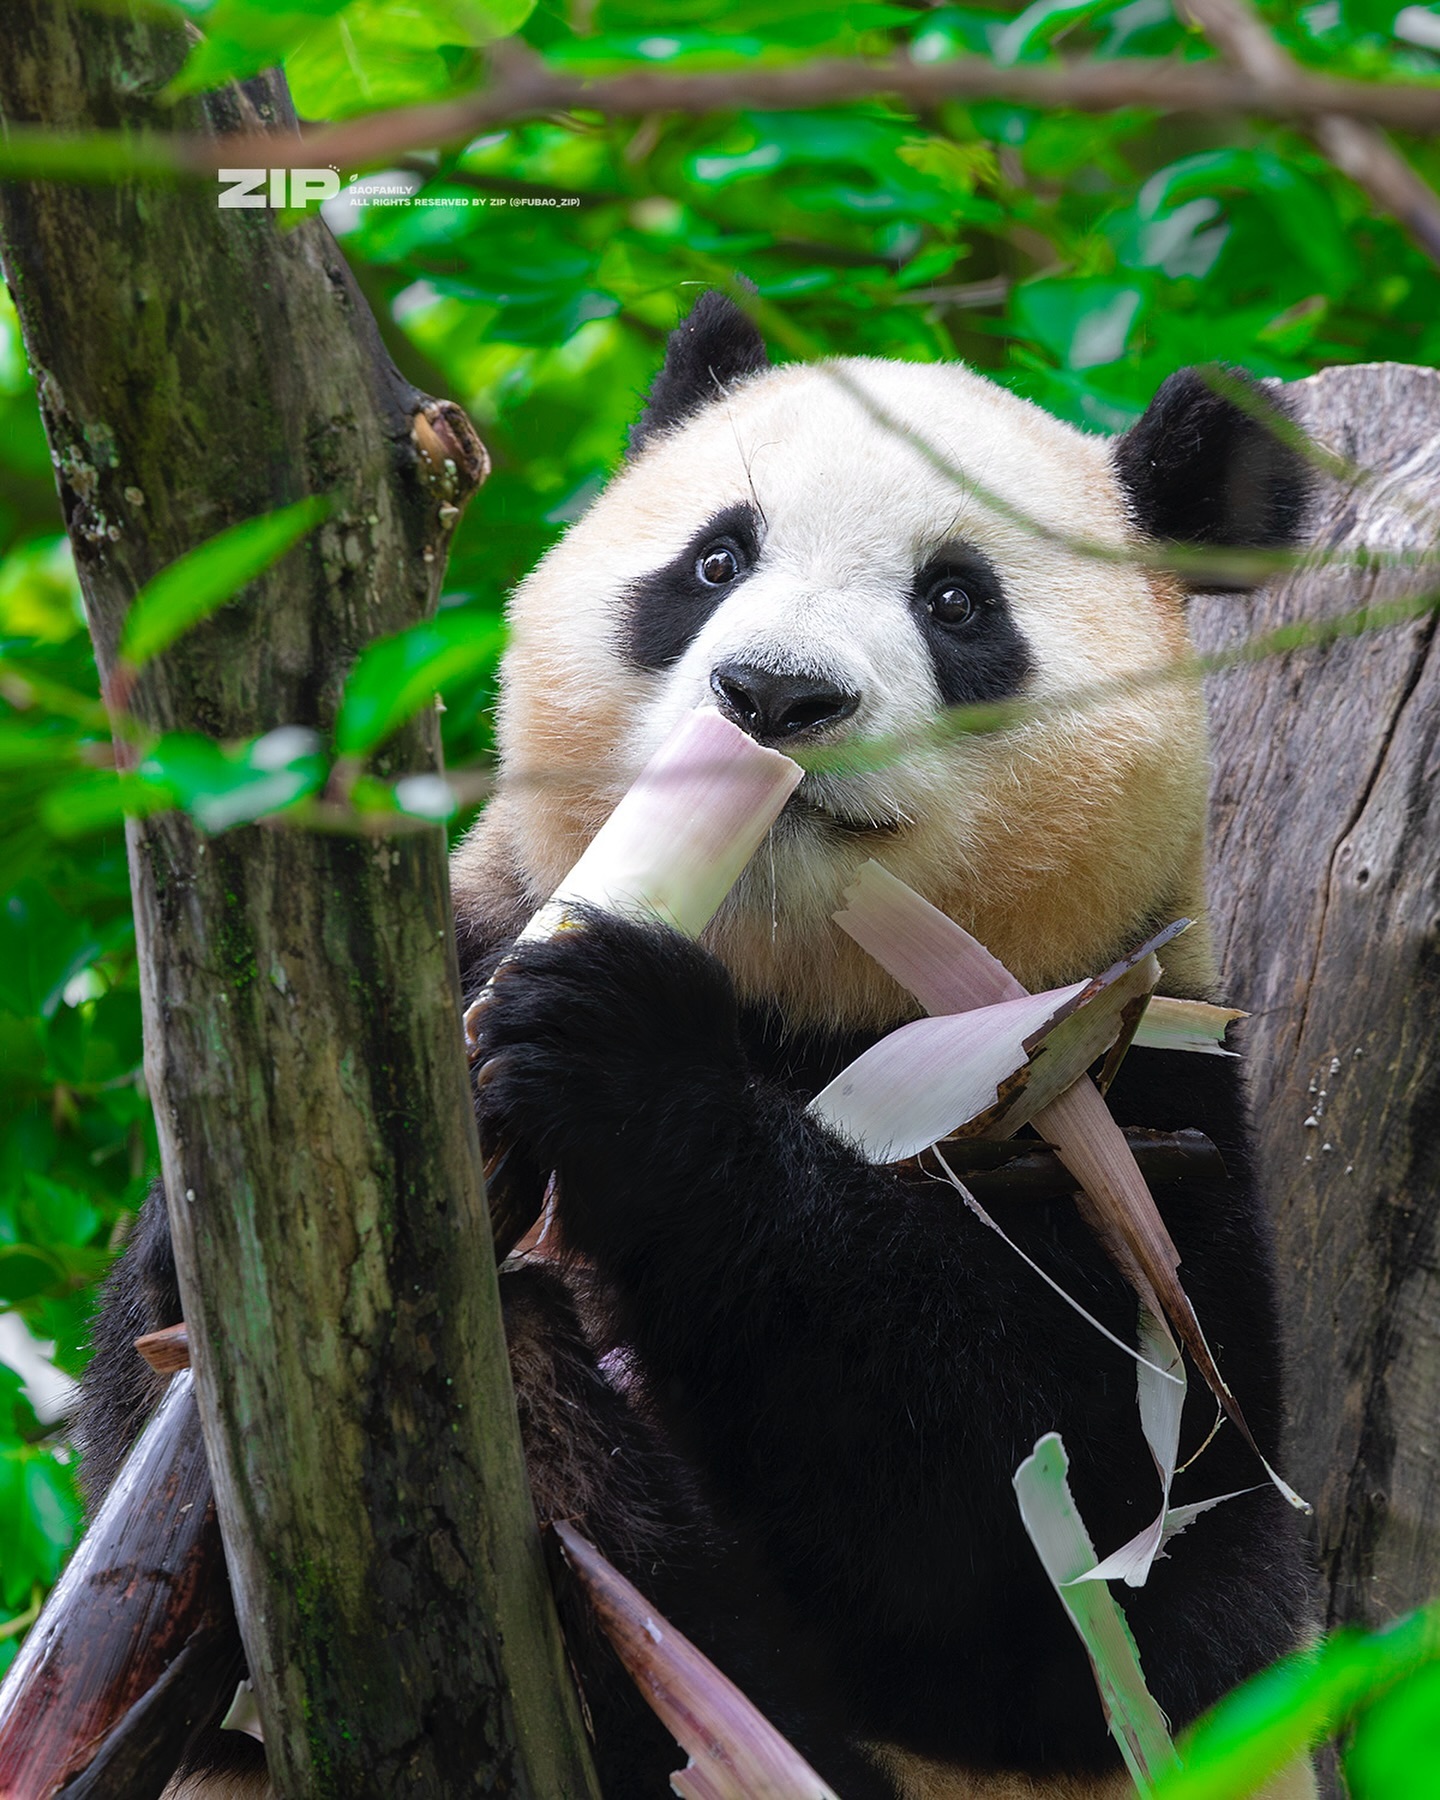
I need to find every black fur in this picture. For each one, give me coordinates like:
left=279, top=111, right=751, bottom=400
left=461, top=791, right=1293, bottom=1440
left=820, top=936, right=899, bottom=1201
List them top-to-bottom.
left=628, top=291, right=770, bottom=458
left=74, top=338, right=1317, bottom=1792
left=1113, top=367, right=1313, bottom=581
left=620, top=501, right=764, bottom=672
left=620, top=514, right=1034, bottom=709
left=909, top=543, right=1034, bottom=708
left=77, top=903, right=1312, bottom=1791
left=470, top=909, right=1312, bottom=1775
left=76, top=1183, right=182, bottom=1509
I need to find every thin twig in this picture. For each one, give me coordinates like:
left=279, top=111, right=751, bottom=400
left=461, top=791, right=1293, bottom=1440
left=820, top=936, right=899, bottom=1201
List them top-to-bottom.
left=1181, top=0, right=1440, bottom=268
left=8, top=52, right=1440, bottom=183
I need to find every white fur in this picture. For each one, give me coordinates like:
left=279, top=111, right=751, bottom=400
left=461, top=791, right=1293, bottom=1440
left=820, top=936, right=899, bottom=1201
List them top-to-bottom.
left=458, top=354, right=1213, bottom=1024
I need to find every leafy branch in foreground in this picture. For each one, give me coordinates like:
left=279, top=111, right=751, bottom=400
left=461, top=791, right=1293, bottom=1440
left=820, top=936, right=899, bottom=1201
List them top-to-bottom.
left=9, top=49, right=1440, bottom=188
left=37, top=572, right=1436, bottom=845
left=797, top=582, right=1440, bottom=781
left=1155, top=1599, right=1440, bottom=1800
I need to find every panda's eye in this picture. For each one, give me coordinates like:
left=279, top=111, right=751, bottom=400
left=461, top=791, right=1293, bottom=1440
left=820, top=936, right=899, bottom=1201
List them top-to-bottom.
left=696, top=542, right=742, bottom=587
left=927, top=579, right=975, bottom=626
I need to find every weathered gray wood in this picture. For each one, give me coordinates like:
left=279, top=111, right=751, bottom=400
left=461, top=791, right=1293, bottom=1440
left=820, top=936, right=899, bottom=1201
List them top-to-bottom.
left=0, top=7, right=599, bottom=1796
left=1194, top=362, right=1440, bottom=1632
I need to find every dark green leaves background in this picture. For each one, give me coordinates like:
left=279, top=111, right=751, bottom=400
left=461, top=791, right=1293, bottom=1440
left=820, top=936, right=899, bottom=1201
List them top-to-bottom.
left=3, top=0, right=1440, bottom=1769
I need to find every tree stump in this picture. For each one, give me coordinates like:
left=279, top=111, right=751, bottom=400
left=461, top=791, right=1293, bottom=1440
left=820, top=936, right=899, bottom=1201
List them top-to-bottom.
left=1194, top=362, right=1440, bottom=1634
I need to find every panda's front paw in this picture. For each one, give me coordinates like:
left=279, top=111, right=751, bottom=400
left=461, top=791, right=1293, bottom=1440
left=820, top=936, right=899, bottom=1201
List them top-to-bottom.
left=471, top=908, right=748, bottom=1247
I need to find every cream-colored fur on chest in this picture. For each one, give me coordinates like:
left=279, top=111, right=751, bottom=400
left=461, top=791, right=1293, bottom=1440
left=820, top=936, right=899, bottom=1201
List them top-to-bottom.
left=453, top=354, right=1214, bottom=1028
left=162, top=1739, right=1319, bottom=1800
left=870, top=1748, right=1318, bottom=1800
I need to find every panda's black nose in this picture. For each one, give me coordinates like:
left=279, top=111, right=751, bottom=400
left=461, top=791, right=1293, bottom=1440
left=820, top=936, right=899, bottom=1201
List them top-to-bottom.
left=710, top=662, right=860, bottom=742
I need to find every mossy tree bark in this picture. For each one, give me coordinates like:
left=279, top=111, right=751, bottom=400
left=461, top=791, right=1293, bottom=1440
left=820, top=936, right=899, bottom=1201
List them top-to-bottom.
left=0, top=7, right=600, bottom=1796
left=1195, top=362, right=1440, bottom=1637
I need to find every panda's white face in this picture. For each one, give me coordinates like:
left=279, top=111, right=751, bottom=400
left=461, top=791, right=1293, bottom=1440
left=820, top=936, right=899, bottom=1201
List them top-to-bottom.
left=480, top=355, right=1213, bottom=1027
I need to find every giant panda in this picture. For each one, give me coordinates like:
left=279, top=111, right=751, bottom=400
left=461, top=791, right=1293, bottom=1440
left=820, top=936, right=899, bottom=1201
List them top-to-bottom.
left=78, top=291, right=1318, bottom=1800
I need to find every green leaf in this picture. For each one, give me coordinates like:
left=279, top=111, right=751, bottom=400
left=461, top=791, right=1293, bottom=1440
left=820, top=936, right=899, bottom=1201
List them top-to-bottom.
left=168, top=0, right=359, bottom=98
left=172, top=0, right=532, bottom=109
left=287, top=0, right=533, bottom=119
left=992, top=0, right=1115, bottom=64
left=1014, top=277, right=1148, bottom=371
left=119, top=497, right=330, bottom=671
left=0, top=537, right=84, bottom=644
left=336, top=610, right=504, bottom=756
left=139, top=728, right=328, bottom=833
left=38, top=769, right=169, bottom=840
left=0, top=890, right=103, bottom=1021
left=21, top=1176, right=102, bottom=1251
left=0, top=1245, right=67, bottom=1307
left=1013, top=1433, right=1179, bottom=1790
left=0, top=1444, right=81, bottom=1608
left=1154, top=1602, right=1440, bottom=1800
left=1346, top=1658, right=1440, bottom=1798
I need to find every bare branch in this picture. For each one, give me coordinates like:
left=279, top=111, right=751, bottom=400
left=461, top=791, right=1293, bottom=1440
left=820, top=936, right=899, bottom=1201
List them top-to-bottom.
left=1181, top=0, right=1440, bottom=267
left=8, top=49, right=1440, bottom=182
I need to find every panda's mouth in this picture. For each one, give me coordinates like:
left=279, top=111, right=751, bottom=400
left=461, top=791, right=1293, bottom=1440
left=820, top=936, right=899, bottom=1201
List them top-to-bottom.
left=786, top=792, right=905, bottom=837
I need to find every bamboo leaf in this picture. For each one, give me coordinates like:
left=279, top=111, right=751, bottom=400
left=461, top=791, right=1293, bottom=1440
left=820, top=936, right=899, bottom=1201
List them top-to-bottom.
left=119, top=498, right=330, bottom=671
left=833, top=859, right=1024, bottom=1011
left=835, top=862, right=1237, bottom=1056
left=830, top=863, right=1306, bottom=1513
left=807, top=930, right=1171, bottom=1162
left=809, top=982, right=1088, bottom=1162
left=1133, top=997, right=1244, bottom=1056
left=1036, top=1077, right=1308, bottom=1513
left=933, top=1152, right=1185, bottom=1384
left=1069, top=1311, right=1256, bottom=1589
left=1013, top=1433, right=1180, bottom=1795
left=553, top=1521, right=839, bottom=1800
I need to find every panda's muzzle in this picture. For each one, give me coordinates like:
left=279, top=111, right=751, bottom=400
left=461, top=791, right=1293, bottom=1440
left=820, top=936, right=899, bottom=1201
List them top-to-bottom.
left=709, top=660, right=860, bottom=745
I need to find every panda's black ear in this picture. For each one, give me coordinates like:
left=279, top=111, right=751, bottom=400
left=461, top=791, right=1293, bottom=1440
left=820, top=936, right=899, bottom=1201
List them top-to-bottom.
left=628, top=291, right=770, bottom=458
left=1113, top=367, right=1313, bottom=588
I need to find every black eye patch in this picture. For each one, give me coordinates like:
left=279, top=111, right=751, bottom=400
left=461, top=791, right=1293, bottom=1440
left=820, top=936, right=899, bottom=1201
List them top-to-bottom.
left=619, top=503, right=764, bottom=672
left=909, top=544, right=1033, bottom=709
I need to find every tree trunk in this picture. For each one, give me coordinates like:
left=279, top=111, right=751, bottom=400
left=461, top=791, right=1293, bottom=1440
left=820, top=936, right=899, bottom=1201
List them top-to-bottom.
left=0, top=8, right=599, bottom=1797
left=1194, top=362, right=1440, bottom=1633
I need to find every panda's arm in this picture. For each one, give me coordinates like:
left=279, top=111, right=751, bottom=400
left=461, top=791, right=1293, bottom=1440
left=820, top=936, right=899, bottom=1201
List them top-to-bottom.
left=473, top=908, right=1314, bottom=1753
left=473, top=911, right=1150, bottom=1629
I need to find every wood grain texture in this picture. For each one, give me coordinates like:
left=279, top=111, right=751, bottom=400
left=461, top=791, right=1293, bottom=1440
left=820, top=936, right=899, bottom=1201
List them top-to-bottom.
left=1193, top=361, right=1440, bottom=1632
left=0, top=1374, right=235, bottom=1800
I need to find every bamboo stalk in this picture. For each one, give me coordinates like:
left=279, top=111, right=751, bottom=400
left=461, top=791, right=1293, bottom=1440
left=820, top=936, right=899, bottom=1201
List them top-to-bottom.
left=0, top=1373, right=235, bottom=1799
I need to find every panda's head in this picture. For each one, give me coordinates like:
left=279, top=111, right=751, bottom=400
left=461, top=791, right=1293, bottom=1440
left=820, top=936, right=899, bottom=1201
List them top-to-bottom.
left=458, top=293, right=1310, bottom=1031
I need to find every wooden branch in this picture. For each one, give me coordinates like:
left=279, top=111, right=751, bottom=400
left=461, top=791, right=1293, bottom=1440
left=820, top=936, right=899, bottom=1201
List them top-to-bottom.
left=1182, top=0, right=1440, bottom=268
left=0, top=7, right=598, bottom=1796
left=9, top=50, right=1440, bottom=186
left=1194, top=362, right=1440, bottom=1635
left=925, top=1128, right=1229, bottom=1202
left=134, top=1324, right=190, bottom=1374
left=0, top=1374, right=235, bottom=1799
left=56, top=1623, right=241, bottom=1800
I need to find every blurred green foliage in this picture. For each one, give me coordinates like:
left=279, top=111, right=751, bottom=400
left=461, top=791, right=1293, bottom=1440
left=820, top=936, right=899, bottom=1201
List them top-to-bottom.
left=3, top=0, right=1440, bottom=1773
left=1155, top=1599, right=1440, bottom=1799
